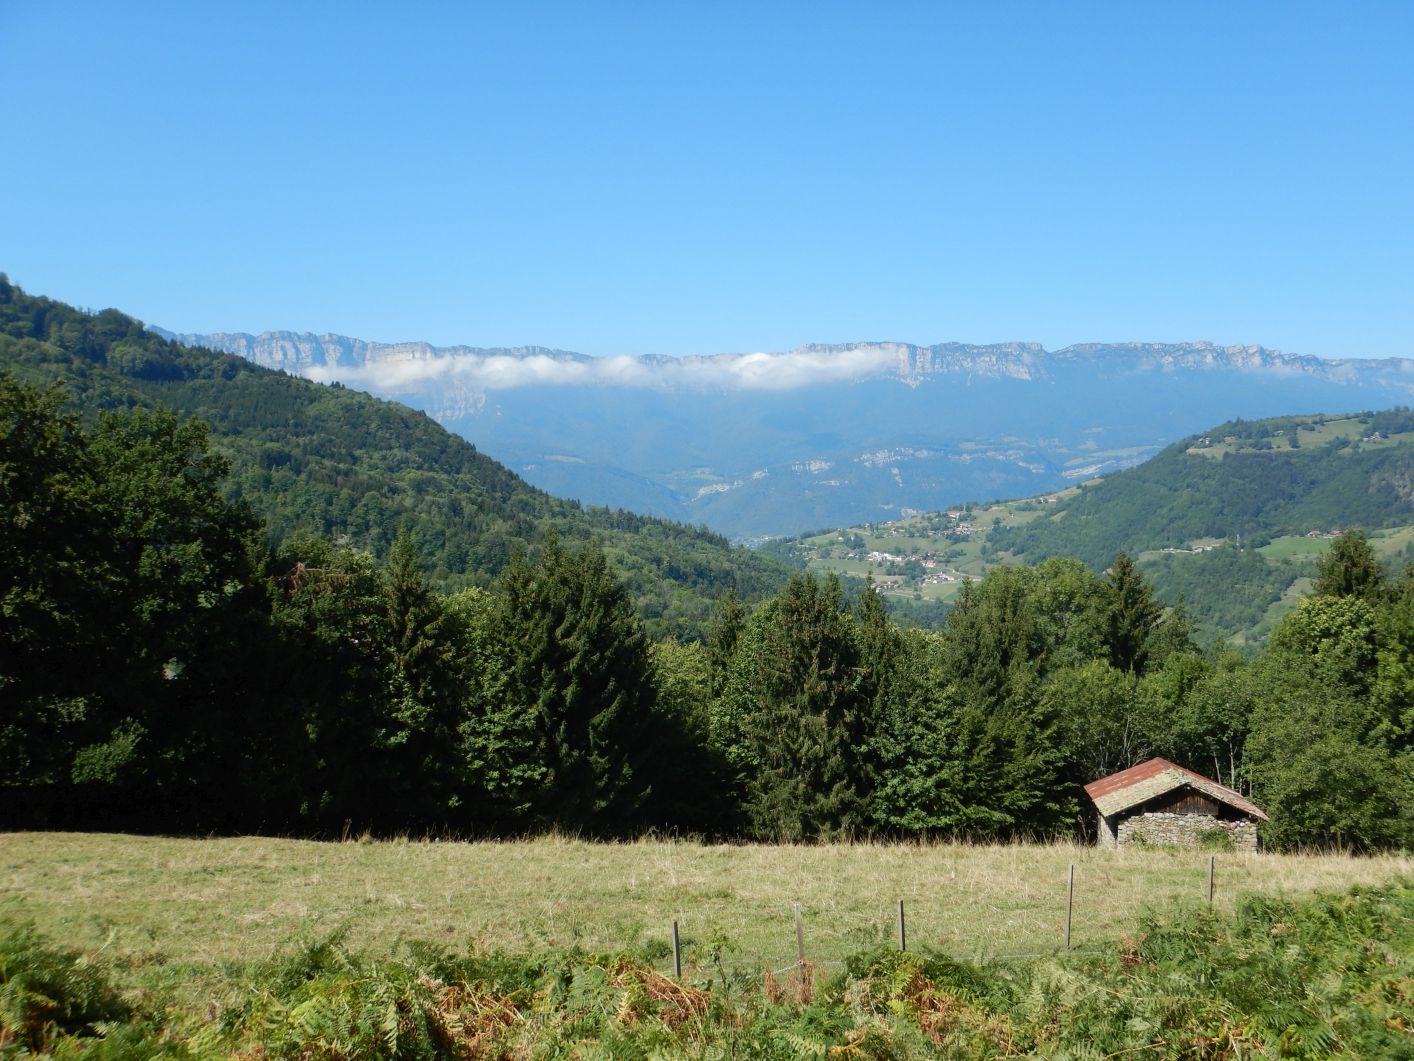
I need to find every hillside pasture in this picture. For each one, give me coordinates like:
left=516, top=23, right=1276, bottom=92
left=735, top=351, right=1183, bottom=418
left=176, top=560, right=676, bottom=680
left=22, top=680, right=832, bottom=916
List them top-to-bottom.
left=1185, top=413, right=1414, bottom=460
left=796, top=499, right=1056, bottom=603
left=1252, top=526, right=1414, bottom=562
left=3, top=833, right=1410, bottom=1004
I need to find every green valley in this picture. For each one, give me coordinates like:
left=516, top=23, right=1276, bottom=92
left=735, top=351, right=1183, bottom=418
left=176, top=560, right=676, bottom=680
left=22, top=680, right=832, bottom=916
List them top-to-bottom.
left=776, top=410, right=1414, bottom=644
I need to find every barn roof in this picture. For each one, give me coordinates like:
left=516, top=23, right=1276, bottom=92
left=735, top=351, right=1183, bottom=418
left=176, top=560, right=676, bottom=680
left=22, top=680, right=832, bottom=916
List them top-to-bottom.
left=1084, top=758, right=1268, bottom=821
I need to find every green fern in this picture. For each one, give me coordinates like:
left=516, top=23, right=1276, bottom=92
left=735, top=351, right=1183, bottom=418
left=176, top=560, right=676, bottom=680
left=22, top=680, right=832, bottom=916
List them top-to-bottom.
left=6, top=881, right=1414, bottom=1059
left=0, top=920, right=130, bottom=1053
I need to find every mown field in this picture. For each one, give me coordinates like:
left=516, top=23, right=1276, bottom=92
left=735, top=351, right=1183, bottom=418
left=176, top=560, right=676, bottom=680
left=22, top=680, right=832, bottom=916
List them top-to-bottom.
left=4, top=833, right=1410, bottom=990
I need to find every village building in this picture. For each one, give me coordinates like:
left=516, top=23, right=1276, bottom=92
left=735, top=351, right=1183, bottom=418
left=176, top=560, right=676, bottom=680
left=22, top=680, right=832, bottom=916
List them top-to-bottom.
left=1085, top=758, right=1266, bottom=852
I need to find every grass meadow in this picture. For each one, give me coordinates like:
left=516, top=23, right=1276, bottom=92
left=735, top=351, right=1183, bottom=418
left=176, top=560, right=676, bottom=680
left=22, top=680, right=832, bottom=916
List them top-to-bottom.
left=3, top=832, right=1411, bottom=1002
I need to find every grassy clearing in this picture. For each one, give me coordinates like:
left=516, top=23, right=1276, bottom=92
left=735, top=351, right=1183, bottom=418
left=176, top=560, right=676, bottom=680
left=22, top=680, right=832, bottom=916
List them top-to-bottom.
left=1186, top=414, right=1414, bottom=459
left=1252, top=526, right=1414, bottom=563
left=1258, top=534, right=1332, bottom=561
left=2, top=833, right=1409, bottom=1000
left=9, top=881, right=1414, bottom=1057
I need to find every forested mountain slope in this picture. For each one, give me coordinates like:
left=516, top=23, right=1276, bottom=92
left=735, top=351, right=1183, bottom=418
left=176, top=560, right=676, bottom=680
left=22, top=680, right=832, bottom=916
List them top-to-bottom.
left=0, top=277, right=788, bottom=638
left=779, top=410, right=1414, bottom=644
left=991, top=410, right=1414, bottom=568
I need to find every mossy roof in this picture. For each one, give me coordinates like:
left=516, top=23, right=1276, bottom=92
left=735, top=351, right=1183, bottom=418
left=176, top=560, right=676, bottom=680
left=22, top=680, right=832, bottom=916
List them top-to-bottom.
left=1084, top=757, right=1268, bottom=821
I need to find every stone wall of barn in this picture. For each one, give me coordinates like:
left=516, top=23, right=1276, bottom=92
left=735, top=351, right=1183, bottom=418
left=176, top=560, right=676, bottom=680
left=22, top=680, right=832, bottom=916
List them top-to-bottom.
left=1116, top=811, right=1259, bottom=852
left=1097, top=812, right=1117, bottom=847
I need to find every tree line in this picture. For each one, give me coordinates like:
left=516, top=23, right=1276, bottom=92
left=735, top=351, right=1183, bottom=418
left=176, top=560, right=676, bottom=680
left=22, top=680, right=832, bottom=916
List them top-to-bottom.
left=4, top=371, right=1413, bottom=847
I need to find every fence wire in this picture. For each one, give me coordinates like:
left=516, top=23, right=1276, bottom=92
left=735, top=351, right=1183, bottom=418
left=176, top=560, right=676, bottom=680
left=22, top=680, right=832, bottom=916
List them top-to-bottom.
left=658, top=857, right=1220, bottom=979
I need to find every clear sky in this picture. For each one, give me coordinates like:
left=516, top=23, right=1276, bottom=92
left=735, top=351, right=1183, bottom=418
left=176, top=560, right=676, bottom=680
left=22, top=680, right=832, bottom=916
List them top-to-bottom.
left=3, top=2, right=1411, bottom=359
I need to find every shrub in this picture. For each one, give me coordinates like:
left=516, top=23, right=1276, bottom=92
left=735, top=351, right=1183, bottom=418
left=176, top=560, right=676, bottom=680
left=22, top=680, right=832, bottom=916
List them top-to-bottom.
left=1198, top=826, right=1236, bottom=851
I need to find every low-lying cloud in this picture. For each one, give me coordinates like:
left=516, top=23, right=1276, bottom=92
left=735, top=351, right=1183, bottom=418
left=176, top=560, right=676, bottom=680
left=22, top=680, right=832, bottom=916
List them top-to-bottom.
left=303, top=345, right=901, bottom=394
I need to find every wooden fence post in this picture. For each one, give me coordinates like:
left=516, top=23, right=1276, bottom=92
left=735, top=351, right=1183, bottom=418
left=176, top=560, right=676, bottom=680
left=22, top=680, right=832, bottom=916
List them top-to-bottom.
left=1207, top=855, right=1215, bottom=905
left=1065, top=863, right=1075, bottom=951
left=897, top=899, right=906, bottom=952
left=794, top=902, right=805, bottom=964
left=672, top=920, right=682, bottom=978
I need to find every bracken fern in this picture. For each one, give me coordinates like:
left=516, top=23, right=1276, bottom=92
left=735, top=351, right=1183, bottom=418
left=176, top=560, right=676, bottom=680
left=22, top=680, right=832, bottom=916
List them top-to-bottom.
left=5, top=879, right=1414, bottom=1058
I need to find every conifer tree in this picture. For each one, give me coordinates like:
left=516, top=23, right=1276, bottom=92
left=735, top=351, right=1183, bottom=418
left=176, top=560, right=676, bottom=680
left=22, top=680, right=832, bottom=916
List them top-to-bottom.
left=1314, top=528, right=1384, bottom=602
left=382, top=530, right=465, bottom=822
left=497, top=533, right=658, bottom=831
left=1104, top=552, right=1163, bottom=674
left=939, top=566, right=1073, bottom=836
left=945, top=566, right=1036, bottom=708
left=739, top=573, right=865, bottom=839
left=854, top=576, right=901, bottom=800
left=855, top=576, right=902, bottom=703
left=706, top=586, right=746, bottom=698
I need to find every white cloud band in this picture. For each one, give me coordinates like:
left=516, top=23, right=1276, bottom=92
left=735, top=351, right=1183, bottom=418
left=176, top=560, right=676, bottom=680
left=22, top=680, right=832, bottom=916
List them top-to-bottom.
left=303, top=346, right=901, bottom=394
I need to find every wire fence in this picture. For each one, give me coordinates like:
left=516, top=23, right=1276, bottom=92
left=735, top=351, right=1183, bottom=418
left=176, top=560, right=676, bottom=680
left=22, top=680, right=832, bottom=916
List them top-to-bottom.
left=664, top=855, right=1221, bottom=979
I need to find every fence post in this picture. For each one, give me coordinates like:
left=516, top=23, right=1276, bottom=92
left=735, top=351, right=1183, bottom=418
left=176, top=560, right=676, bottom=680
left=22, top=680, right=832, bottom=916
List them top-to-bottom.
left=1207, top=855, right=1215, bottom=905
left=1065, top=863, right=1075, bottom=951
left=897, top=899, right=906, bottom=952
left=794, top=902, right=805, bottom=964
left=672, top=920, right=682, bottom=978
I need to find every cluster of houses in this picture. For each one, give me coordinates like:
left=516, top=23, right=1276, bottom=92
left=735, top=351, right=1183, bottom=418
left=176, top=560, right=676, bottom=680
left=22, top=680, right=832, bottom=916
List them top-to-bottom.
left=943, top=511, right=977, bottom=536
left=857, top=550, right=969, bottom=590
left=865, top=550, right=910, bottom=565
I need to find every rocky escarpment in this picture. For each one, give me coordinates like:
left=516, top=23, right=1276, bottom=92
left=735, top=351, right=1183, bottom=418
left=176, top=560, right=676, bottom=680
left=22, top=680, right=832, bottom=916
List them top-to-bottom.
left=153, top=328, right=586, bottom=376
left=158, top=329, right=1414, bottom=393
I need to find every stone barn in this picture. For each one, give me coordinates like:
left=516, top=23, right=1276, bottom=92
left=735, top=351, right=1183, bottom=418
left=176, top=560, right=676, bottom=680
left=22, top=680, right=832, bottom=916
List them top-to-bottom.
left=1085, top=758, right=1267, bottom=851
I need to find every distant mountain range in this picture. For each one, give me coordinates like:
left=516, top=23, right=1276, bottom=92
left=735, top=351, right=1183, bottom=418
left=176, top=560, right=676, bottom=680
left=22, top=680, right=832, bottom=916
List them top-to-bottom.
left=160, top=329, right=1414, bottom=539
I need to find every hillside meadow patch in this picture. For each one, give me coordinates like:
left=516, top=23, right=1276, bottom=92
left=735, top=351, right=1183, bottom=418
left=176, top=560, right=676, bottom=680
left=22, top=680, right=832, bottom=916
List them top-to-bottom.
left=3, top=833, right=1410, bottom=991
left=2, top=840, right=1413, bottom=1058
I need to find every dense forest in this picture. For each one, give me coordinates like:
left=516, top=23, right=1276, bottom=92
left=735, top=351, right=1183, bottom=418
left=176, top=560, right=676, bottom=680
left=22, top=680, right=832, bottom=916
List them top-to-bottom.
left=0, top=277, right=790, bottom=641
left=5, top=365, right=1414, bottom=847
left=1140, top=544, right=1299, bottom=644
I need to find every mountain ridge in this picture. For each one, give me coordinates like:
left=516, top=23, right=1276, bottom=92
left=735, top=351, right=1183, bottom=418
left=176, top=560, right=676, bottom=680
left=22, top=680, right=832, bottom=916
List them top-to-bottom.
left=159, top=327, right=1414, bottom=540
left=158, top=328, right=1414, bottom=389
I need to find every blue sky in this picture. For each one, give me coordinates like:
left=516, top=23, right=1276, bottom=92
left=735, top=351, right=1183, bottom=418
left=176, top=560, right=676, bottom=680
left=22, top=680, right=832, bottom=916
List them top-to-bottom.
left=3, top=2, right=1411, bottom=358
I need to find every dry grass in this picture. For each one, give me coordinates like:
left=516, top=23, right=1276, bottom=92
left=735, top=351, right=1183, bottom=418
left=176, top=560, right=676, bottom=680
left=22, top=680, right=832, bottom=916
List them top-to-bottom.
left=2, top=832, right=1409, bottom=987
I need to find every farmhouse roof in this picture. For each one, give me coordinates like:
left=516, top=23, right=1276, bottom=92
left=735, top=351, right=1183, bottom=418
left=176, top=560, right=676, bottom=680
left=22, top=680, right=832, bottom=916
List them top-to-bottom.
left=1084, top=758, right=1268, bottom=821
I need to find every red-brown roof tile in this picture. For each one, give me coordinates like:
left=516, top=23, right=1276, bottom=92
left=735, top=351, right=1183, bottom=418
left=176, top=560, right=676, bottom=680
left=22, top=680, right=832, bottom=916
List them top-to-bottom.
left=1084, top=757, right=1267, bottom=821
